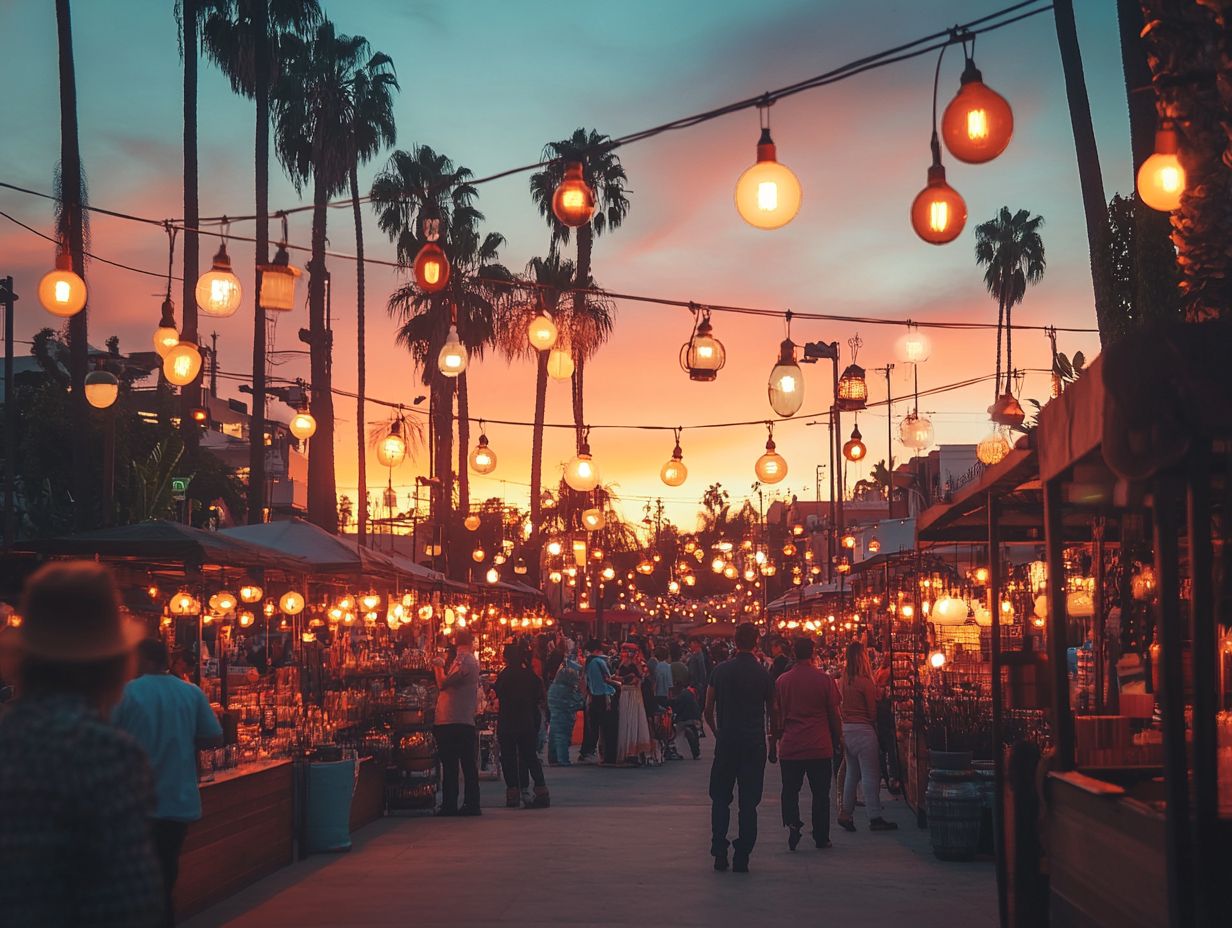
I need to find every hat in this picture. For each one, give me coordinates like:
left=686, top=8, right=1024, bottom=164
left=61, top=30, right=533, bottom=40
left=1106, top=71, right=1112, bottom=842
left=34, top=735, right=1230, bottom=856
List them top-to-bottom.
left=18, top=561, right=146, bottom=662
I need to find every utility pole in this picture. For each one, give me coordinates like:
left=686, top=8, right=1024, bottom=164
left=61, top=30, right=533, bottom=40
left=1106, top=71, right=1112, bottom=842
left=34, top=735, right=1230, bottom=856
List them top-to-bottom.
left=2, top=277, right=17, bottom=549
left=877, top=364, right=895, bottom=517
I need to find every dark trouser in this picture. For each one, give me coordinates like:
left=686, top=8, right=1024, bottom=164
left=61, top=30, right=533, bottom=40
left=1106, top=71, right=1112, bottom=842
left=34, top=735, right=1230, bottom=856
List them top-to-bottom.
left=588, top=695, right=618, bottom=763
left=580, top=702, right=598, bottom=757
left=434, top=723, right=480, bottom=812
left=498, top=726, right=546, bottom=790
left=709, top=736, right=767, bottom=858
left=780, top=757, right=834, bottom=845
left=151, top=818, right=189, bottom=927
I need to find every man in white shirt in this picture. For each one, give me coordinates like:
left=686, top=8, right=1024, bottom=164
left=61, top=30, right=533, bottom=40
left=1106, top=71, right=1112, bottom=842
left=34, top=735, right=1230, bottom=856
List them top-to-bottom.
left=433, top=630, right=481, bottom=816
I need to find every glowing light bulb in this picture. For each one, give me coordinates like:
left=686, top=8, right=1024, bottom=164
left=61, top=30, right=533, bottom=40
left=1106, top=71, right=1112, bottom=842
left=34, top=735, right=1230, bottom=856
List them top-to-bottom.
left=1137, top=124, right=1186, bottom=211
left=735, top=126, right=802, bottom=229
left=38, top=254, right=87, bottom=317
left=437, top=325, right=467, bottom=377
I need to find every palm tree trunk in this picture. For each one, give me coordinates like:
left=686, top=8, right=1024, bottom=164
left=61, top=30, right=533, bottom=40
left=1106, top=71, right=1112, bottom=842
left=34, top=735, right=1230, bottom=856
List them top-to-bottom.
left=55, top=0, right=89, bottom=530
left=181, top=0, right=200, bottom=456
left=248, top=0, right=269, bottom=524
left=1053, top=0, right=1116, bottom=344
left=1139, top=0, right=1232, bottom=322
left=351, top=163, right=367, bottom=545
left=306, top=174, right=337, bottom=531
left=572, top=223, right=594, bottom=451
left=528, top=351, right=548, bottom=583
left=571, top=357, right=585, bottom=447
left=431, top=366, right=455, bottom=576
left=456, top=370, right=470, bottom=517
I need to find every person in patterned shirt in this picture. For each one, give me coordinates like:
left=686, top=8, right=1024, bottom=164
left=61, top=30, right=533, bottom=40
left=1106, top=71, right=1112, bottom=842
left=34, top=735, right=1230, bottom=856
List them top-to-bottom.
left=0, top=561, right=161, bottom=927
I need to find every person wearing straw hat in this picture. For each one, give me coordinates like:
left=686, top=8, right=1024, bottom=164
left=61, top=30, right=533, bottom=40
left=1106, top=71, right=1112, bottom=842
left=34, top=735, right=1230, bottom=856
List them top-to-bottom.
left=0, top=561, right=161, bottom=927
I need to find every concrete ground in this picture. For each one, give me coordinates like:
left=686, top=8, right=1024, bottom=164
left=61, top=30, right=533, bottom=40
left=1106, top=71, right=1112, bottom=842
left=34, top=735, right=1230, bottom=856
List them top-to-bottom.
left=185, top=739, right=996, bottom=928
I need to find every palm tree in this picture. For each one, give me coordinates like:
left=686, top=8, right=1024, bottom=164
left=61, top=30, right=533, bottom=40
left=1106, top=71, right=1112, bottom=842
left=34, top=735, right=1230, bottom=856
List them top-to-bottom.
left=54, top=0, right=90, bottom=529
left=201, top=0, right=321, bottom=524
left=273, top=21, right=391, bottom=532
left=346, top=53, right=398, bottom=545
left=529, top=129, right=630, bottom=447
left=370, top=146, right=511, bottom=571
left=975, top=208, right=1046, bottom=403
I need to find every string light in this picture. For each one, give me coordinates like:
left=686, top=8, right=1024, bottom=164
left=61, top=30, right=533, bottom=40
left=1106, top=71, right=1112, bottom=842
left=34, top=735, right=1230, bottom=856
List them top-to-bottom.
left=940, top=46, right=1013, bottom=163
left=734, top=105, right=801, bottom=229
left=1137, top=120, right=1185, bottom=211
left=552, top=162, right=596, bottom=227
left=196, top=240, right=242, bottom=317
left=38, top=252, right=87, bottom=317
left=527, top=309, right=558, bottom=351
left=679, top=309, right=725, bottom=382
left=438, top=323, right=467, bottom=377
left=895, top=326, right=931, bottom=363
left=163, top=339, right=203, bottom=387
left=546, top=346, right=574, bottom=381
left=84, top=368, right=119, bottom=409
left=289, top=404, right=316, bottom=440
left=376, top=420, right=407, bottom=468
left=755, top=422, right=787, bottom=484
left=842, top=424, right=867, bottom=462
left=469, top=427, right=497, bottom=475
left=660, top=429, right=688, bottom=487
left=564, top=430, right=599, bottom=492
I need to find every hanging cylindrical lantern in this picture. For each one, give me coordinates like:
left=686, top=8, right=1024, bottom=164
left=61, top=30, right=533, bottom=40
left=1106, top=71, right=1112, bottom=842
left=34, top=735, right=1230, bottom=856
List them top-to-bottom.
left=941, top=56, right=1014, bottom=164
left=734, top=111, right=802, bottom=229
left=1137, top=121, right=1185, bottom=211
left=911, top=138, right=966, bottom=245
left=552, top=162, right=596, bottom=227
left=196, top=242, right=243, bottom=317
left=257, top=242, right=301, bottom=311
left=413, top=242, right=451, bottom=293
left=38, top=253, right=87, bottom=317
left=679, top=310, right=726, bottom=382
left=527, top=311, right=558, bottom=351
left=438, top=324, right=467, bottom=377
left=895, top=326, right=931, bottom=364
left=767, top=338, right=804, bottom=417
left=163, top=340, right=203, bottom=387
left=546, top=346, right=574, bottom=381
left=837, top=364, right=868, bottom=412
left=84, top=369, right=119, bottom=410
left=899, top=412, right=934, bottom=450
left=376, top=421, right=407, bottom=468
left=842, top=424, right=867, bottom=462
left=755, top=425, right=787, bottom=484
left=977, top=429, right=1010, bottom=466
left=469, top=431, right=497, bottom=475
left=564, top=434, right=599, bottom=491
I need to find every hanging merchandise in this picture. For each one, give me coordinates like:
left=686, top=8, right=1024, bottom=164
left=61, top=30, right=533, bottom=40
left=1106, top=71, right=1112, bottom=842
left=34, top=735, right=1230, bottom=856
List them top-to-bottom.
left=735, top=103, right=802, bottom=229
left=679, top=308, right=726, bottom=382
left=755, top=422, right=788, bottom=484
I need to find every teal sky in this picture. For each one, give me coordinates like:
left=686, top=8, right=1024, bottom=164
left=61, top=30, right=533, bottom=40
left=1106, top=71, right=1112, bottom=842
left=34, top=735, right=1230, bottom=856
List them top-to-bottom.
left=0, top=1, right=1130, bottom=525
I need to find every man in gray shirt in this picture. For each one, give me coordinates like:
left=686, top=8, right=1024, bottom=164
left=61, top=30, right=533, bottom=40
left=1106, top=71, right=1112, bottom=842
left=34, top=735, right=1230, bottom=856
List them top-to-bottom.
left=433, top=630, right=481, bottom=816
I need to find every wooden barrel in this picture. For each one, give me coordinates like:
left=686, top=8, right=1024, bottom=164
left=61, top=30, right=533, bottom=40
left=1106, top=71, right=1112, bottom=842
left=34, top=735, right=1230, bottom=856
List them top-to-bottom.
left=925, top=768, right=982, bottom=861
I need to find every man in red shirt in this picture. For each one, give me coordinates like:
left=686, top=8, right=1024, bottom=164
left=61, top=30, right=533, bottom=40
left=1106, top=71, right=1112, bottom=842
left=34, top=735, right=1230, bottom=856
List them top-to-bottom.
left=771, top=637, right=843, bottom=850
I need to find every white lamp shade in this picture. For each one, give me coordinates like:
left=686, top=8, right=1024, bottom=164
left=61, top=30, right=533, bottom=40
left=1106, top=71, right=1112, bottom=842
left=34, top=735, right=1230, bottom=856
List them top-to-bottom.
left=438, top=325, right=467, bottom=377
left=547, top=347, right=574, bottom=381
left=84, top=370, right=119, bottom=409
left=565, top=452, right=599, bottom=491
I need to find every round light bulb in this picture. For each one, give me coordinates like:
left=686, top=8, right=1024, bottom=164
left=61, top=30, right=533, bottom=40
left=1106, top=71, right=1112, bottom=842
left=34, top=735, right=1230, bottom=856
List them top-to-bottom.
left=941, top=63, right=1013, bottom=164
left=1137, top=126, right=1185, bottom=211
left=735, top=130, right=802, bottom=230
left=552, top=162, right=596, bottom=227
left=911, top=163, right=966, bottom=245
left=413, top=242, right=451, bottom=293
left=195, top=243, right=243, bottom=317
left=38, top=254, right=87, bottom=317
left=528, top=312, right=558, bottom=351
left=438, top=325, right=467, bottom=377
left=895, top=328, right=931, bottom=364
left=163, top=340, right=203, bottom=387
left=546, top=347, right=574, bottom=381
left=84, top=370, right=119, bottom=409
left=289, top=411, right=316, bottom=440
left=376, top=425, right=407, bottom=468
left=468, top=435, right=497, bottom=475
left=755, top=440, right=788, bottom=484
left=564, top=449, right=599, bottom=492
left=660, top=454, right=687, bottom=487
left=279, top=591, right=305, bottom=615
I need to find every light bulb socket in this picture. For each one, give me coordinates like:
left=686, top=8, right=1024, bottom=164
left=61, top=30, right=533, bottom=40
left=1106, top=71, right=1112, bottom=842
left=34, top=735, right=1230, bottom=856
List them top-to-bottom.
left=959, top=57, right=983, bottom=86
left=1154, top=122, right=1180, bottom=155
left=756, top=128, right=777, bottom=163
left=926, top=161, right=948, bottom=186
left=211, top=242, right=232, bottom=270
left=270, top=243, right=291, bottom=268
left=159, top=297, right=177, bottom=328
left=777, top=338, right=796, bottom=364
left=850, top=424, right=862, bottom=442
left=477, top=433, right=489, bottom=448
left=765, top=437, right=777, bottom=452
left=672, top=443, right=683, bottom=460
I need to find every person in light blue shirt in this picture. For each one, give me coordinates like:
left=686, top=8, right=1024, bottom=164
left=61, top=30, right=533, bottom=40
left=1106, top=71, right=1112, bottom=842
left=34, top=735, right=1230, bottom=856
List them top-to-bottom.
left=114, top=638, right=223, bottom=927
left=582, top=640, right=619, bottom=764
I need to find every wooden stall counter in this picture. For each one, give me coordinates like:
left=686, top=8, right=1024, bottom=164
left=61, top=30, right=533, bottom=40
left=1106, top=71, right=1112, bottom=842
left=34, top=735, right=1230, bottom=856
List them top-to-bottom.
left=175, top=760, right=295, bottom=920
left=1046, top=770, right=1167, bottom=928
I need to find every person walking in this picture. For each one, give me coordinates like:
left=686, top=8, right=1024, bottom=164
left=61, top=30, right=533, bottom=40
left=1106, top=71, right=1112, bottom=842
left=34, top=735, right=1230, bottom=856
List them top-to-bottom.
left=0, top=561, right=162, bottom=927
left=704, top=623, right=775, bottom=873
left=432, top=630, right=481, bottom=816
left=772, top=637, right=843, bottom=850
left=113, top=638, right=224, bottom=926
left=686, top=638, right=710, bottom=706
left=768, top=638, right=791, bottom=682
left=582, top=639, right=619, bottom=764
left=837, top=641, right=898, bottom=832
left=546, top=642, right=584, bottom=766
left=494, top=644, right=550, bottom=808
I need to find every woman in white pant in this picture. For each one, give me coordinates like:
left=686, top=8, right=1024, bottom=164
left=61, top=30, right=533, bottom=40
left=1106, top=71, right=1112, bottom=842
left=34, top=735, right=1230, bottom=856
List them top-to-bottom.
left=837, top=641, right=898, bottom=832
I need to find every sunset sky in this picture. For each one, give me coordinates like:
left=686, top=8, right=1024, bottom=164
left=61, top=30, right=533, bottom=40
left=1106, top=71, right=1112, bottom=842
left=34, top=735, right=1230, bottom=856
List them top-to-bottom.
left=0, top=1, right=1128, bottom=528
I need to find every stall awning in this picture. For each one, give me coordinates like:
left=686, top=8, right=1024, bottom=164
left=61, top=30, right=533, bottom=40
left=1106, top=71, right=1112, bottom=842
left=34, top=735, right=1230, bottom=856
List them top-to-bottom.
left=1038, top=354, right=1106, bottom=483
left=916, top=448, right=1043, bottom=543
left=220, top=519, right=403, bottom=576
left=20, top=520, right=308, bottom=572
left=560, top=607, right=647, bottom=627
left=683, top=622, right=736, bottom=638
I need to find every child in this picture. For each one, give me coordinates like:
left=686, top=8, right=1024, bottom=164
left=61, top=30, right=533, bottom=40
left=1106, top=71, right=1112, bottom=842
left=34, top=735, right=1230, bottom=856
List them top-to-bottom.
left=668, top=684, right=703, bottom=760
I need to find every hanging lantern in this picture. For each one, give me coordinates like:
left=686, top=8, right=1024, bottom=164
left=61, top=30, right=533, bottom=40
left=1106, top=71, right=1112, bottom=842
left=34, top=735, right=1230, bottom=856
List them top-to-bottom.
left=941, top=56, right=1014, bottom=164
left=734, top=113, right=802, bottom=229
left=1137, top=121, right=1185, bottom=211
left=911, top=139, right=966, bottom=245
left=552, top=162, right=596, bottom=227
left=196, top=242, right=243, bottom=317
left=258, top=242, right=301, bottom=311
left=413, top=242, right=451, bottom=293
left=38, top=252, right=88, bottom=317
left=151, top=296, right=180, bottom=357
left=527, top=311, right=558, bottom=351
left=679, top=311, right=726, bottom=382
left=438, top=324, right=467, bottom=377
left=895, top=326, right=931, bottom=364
left=768, top=338, right=804, bottom=417
left=163, top=340, right=203, bottom=387
left=546, top=346, right=574, bottom=381
left=836, top=364, right=868, bottom=411
left=84, top=369, right=119, bottom=409
left=989, top=393, right=1026, bottom=428
left=289, top=406, right=316, bottom=440
left=900, top=412, right=934, bottom=451
left=376, top=421, right=407, bottom=468
left=842, top=424, right=867, bottom=462
left=755, top=425, right=787, bottom=484
left=977, top=429, right=1010, bottom=466
left=469, top=431, right=497, bottom=475
left=661, top=433, right=687, bottom=487
left=564, top=437, right=599, bottom=492
left=464, top=513, right=481, bottom=532
left=841, top=532, right=856, bottom=549
left=867, top=537, right=881, bottom=554
left=546, top=538, right=563, bottom=557
left=471, top=547, right=486, bottom=563
left=513, top=557, right=528, bottom=576
left=636, top=558, right=654, bottom=575
left=600, top=564, right=616, bottom=582
left=723, top=564, right=738, bottom=580
left=485, top=567, right=500, bottom=584
left=238, top=582, right=264, bottom=604
left=1066, top=589, right=1095, bottom=618
left=170, top=591, right=199, bottom=616
left=209, top=591, right=237, bottom=613
left=279, top=591, right=305, bottom=615
left=931, top=595, right=969, bottom=626
left=237, top=610, right=255, bottom=628
left=928, top=649, right=947, bottom=669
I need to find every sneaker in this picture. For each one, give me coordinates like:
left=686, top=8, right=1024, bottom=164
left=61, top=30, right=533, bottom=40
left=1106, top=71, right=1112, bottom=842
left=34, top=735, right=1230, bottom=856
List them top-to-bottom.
left=577, top=754, right=596, bottom=764
left=505, top=788, right=521, bottom=808
left=837, top=817, right=856, bottom=832
left=869, top=817, right=899, bottom=831
left=788, top=824, right=802, bottom=851
left=713, top=853, right=729, bottom=872
left=732, top=854, right=750, bottom=873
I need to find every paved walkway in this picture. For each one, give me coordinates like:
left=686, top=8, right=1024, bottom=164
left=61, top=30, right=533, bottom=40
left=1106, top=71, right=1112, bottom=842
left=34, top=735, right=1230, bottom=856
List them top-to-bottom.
left=185, top=741, right=995, bottom=927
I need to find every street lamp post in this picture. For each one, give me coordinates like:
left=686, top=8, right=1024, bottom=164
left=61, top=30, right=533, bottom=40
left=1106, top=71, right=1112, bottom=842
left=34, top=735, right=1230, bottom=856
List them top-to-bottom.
left=1, top=277, right=16, bottom=548
left=803, top=341, right=844, bottom=579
